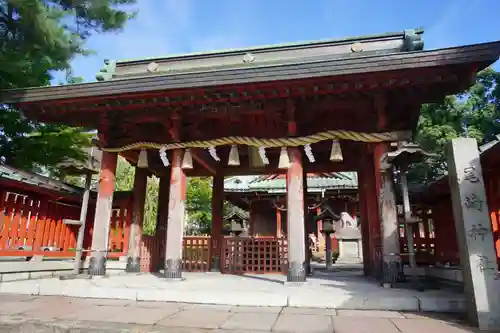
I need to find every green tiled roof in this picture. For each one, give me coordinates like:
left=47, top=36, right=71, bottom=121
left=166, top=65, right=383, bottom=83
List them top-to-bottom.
left=225, top=172, right=357, bottom=193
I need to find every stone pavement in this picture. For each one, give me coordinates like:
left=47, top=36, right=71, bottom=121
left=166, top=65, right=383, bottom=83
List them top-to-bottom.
left=0, top=269, right=466, bottom=312
left=0, top=294, right=492, bottom=333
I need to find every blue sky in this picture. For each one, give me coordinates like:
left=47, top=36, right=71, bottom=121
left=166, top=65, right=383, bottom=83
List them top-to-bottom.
left=66, top=0, right=500, bottom=82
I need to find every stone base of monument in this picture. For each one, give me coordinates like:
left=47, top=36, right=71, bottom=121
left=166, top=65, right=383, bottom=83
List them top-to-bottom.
left=336, top=227, right=363, bottom=264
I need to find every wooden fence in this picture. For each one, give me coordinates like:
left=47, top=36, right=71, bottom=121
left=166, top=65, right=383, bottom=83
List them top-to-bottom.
left=403, top=167, right=500, bottom=268
left=0, top=189, right=132, bottom=258
left=398, top=207, right=440, bottom=266
left=139, top=236, right=213, bottom=273
left=220, top=237, right=288, bottom=274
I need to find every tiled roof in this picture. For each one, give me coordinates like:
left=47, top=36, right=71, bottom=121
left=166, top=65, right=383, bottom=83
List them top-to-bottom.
left=0, top=164, right=82, bottom=195
left=224, top=172, right=357, bottom=193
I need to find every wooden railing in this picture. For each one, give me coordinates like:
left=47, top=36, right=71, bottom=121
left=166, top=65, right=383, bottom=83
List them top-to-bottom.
left=0, top=189, right=132, bottom=259
left=0, top=191, right=80, bottom=257
left=106, top=203, right=132, bottom=258
left=140, top=235, right=212, bottom=273
left=183, top=236, right=211, bottom=272
left=221, top=237, right=288, bottom=274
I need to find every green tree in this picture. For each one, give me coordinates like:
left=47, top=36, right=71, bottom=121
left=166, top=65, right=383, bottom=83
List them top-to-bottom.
left=0, top=0, right=136, bottom=172
left=410, top=68, right=500, bottom=183
left=115, top=156, right=135, bottom=192
left=113, top=157, right=159, bottom=236
left=186, top=177, right=213, bottom=235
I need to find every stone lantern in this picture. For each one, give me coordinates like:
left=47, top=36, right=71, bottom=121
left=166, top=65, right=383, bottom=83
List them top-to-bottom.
left=382, top=141, right=436, bottom=289
left=58, top=146, right=101, bottom=277
left=317, top=207, right=340, bottom=270
left=230, top=219, right=244, bottom=236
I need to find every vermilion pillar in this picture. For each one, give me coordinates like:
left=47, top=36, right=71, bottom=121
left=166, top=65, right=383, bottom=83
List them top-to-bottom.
left=363, top=144, right=384, bottom=278
left=286, top=147, right=306, bottom=282
left=164, top=149, right=187, bottom=279
left=88, top=151, right=117, bottom=276
left=358, top=159, right=371, bottom=276
left=380, top=162, right=400, bottom=285
left=125, top=167, right=148, bottom=272
left=211, top=171, right=224, bottom=270
left=156, top=173, right=171, bottom=236
left=276, top=208, right=282, bottom=237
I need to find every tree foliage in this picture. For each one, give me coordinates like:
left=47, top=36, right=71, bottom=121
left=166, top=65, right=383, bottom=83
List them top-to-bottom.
left=0, top=0, right=136, bottom=173
left=410, top=68, right=500, bottom=183
left=113, top=157, right=158, bottom=236
left=112, top=161, right=217, bottom=236
left=186, top=177, right=213, bottom=235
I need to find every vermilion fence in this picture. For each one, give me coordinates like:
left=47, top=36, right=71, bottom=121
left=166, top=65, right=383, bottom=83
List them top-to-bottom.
left=405, top=167, right=500, bottom=269
left=485, top=169, right=500, bottom=268
left=0, top=189, right=132, bottom=258
left=398, top=208, right=440, bottom=266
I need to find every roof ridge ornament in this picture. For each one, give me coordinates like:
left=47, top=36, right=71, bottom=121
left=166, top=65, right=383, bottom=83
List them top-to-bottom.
left=402, top=29, right=424, bottom=52
left=243, top=52, right=255, bottom=63
left=96, top=60, right=117, bottom=81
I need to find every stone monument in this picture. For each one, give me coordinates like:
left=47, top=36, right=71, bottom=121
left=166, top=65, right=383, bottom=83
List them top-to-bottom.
left=447, top=138, right=500, bottom=330
left=336, top=212, right=362, bottom=263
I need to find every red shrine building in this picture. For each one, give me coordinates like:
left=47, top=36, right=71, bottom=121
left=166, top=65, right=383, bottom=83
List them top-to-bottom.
left=2, top=29, right=499, bottom=282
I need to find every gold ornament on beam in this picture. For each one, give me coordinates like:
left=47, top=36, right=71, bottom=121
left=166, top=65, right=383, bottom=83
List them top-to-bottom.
left=330, top=140, right=343, bottom=162
left=228, top=145, right=240, bottom=166
left=278, top=147, right=290, bottom=169
left=137, top=149, right=148, bottom=168
left=181, top=149, right=193, bottom=169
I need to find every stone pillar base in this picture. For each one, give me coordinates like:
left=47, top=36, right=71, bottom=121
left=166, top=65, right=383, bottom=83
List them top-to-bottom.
left=88, top=255, right=106, bottom=276
left=211, top=255, right=220, bottom=272
left=125, top=256, right=141, bottom=273
left=164, top=258, right=182, bottom=279
left=381, top=259, right=401, bottom=286
left=287, top=261, right=306, bottom=282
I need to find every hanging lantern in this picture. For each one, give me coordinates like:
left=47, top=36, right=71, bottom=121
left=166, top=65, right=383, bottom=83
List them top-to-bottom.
left=329, top=140, right=343, bottom=162
left=304, top=144, right=315, bottom=163
left=228, top=145, right=240, bottom=166
left=208, top=146, right=220, bottom=162
left=159, top=147, right=169, bottom=167
left=258, top=147, right=269, bottom=165
left=278, top=147, right=290, bottom=169
left=137, top=149, right=148, bottom=168
left=181, top=149, right=193, bottom=169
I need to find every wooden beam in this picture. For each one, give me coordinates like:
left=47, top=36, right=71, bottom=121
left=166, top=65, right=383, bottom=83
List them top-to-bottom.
left=192, top=148, right=216, bottom=175
left=120, top=150, right=166, bottom=178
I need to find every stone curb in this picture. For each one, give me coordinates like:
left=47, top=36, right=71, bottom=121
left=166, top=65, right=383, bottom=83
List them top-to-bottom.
left=0, top=283, right=466, bottom=313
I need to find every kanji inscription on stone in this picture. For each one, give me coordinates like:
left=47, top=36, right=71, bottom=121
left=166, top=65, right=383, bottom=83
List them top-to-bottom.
left=463, top=165, right=480, bottom=183
left=464, top=193, right=484, bottom=211
left=467, top=224, right=489, bottom=241
left=476, top=255, right=496, bottom=273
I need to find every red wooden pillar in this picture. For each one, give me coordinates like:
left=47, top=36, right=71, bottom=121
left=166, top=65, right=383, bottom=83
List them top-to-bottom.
left=367, top=144, right=385, bottom=277
left=286, top=147, right=306, bottom=282
left=164, top=149, right=187, bottom=279
left=89, top=151, right=117, bottom=276
left=125, top=167, right=148, bottom=272
left=357, top=167, right=371, bottom=276
left=211, top=171, right=224, bottom=270
left=155, top=173, right=170, bottom=270
left=156, top=173, right=171, bottom=236
left=276, top=208, right=282, bottom=237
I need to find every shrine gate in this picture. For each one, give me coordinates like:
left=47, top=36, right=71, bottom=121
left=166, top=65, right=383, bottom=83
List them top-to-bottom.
left=2, top=28, right=499, bottom=285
